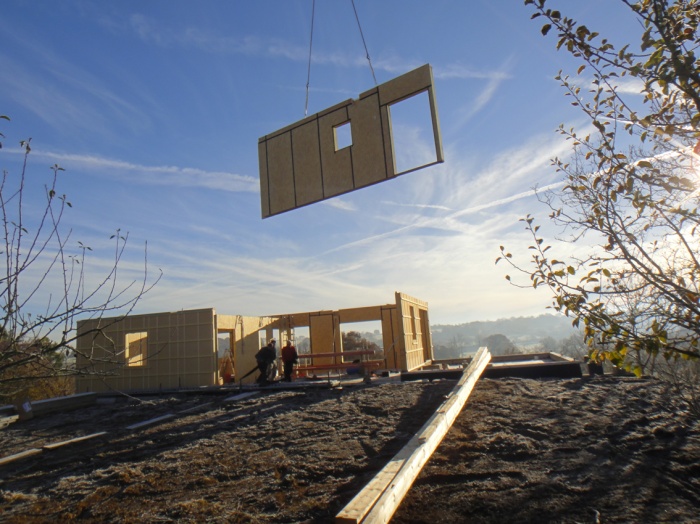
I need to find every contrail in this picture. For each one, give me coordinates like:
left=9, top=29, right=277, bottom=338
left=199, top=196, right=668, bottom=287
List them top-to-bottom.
left=320, top=181, right=566, bottom=256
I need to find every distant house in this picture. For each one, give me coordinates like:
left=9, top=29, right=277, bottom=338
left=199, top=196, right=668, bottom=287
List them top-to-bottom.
left=75, top=292, right=433, bottom=393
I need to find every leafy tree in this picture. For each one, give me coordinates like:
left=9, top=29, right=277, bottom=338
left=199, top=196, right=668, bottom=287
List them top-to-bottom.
left=498, top=0, right=700, bottom=375
left=0, top=117, right=161, bottom=402
left=342, top=331, right=380, bottom=354
left=558, top=331, right=589, bottom=360
left=480, top=333, right=519, bottom=356
left=445, top=334, right=469, bottom=358
left=538, top=335, right=559, bottom=352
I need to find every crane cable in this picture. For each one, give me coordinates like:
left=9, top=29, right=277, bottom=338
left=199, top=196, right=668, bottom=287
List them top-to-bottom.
left=304, top=0, right=377, bottom=116
left=304, top=0, right=316, bottom=116
left=350, top=0, right=377, bottom=86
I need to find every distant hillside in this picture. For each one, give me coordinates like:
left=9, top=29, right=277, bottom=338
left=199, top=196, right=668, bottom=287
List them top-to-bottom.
left=430, top=314, right=581, bottom=359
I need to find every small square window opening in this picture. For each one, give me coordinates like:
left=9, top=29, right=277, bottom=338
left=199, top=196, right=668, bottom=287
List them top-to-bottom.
left=334, top=121, right=352, bottom=151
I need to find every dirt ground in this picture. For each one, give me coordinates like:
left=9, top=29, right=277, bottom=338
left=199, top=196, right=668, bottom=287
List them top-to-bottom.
left=0, top=375, right=699, bottom=523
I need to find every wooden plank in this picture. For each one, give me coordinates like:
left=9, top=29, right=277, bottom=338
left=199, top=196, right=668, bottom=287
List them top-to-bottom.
left=335, top=347, right=491, bottom=524
left=362, top=347, right=490, bottom=523
left=297, top=350, right=377, bottom=360
left=296, top=361, right=383, bottom=372
left=223, top=392, right=259, bottom=403
left=177, top=402, right=214, bottom=414
left=126, top=414, right=175, bottom=430
left=43, top=432, right=108, bottom=450
left=0, top=448, right=42, bottom=467
left=336, top=458, right=405, bottom=523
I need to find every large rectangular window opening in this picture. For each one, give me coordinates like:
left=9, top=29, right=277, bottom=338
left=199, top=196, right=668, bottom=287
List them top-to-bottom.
left=388, top=90, right=439, bottom=175
left=340, top=320, right=383, bottom=362
left=292, top=326, right=311, bottom=354
left=217, top=330, right=232, bottom=358
left=218, top=330, right=234, bottom=384
left=125, top=331, right=148, bottom=367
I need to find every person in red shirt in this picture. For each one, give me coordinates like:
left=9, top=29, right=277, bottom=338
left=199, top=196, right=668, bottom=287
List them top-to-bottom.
left=281, top=340, right=299, bottom=382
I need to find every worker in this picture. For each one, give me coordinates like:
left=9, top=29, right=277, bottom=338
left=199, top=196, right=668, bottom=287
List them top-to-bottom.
left=255, top=339, right=277, bottom=385
left=281, top=340, right=299, bottom=382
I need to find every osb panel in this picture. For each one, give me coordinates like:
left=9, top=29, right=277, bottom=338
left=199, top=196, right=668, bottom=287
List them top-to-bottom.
left=374, top=63, right=433, bottom=106
left=258, top=64, right=443, bottom=218
left=349, top=92, right=388, bottom=188
left=319, top=106, right=354, bottom=197
left=292, top=120, right=324, bottom=206
left=267, top=132, right=296, bottom=214
left=258, top=141, right=270, bottom=218
left=337, top=305, right=388, bottom=324
left=381, top=307, right=402, bottom=370
left=76, top=309, right=217, bottom=393
left=310, top=313, right=337, bottom=365
left=215, top=314, right=239, bottom=331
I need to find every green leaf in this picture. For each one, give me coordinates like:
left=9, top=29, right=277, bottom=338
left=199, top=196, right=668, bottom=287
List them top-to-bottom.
left=541, top=24, right=552, bottom=36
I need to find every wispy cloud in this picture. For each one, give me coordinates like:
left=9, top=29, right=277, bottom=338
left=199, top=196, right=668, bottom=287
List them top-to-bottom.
left=123, top=14, right=510, bottom=84
left=449, top=59, right=514, bottom=133
left=433, top=63, right=511, bottom=81
left=319, top=130, right=571, bottom=257
left=4, top=147, right=258, bottom=193
left=322, top=198, right=357, bottom=212
left=381, top=201, right=452, bottom=211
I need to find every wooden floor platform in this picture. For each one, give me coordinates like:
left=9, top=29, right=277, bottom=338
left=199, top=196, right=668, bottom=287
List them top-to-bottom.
left=401, top=352, right=582, bottom=382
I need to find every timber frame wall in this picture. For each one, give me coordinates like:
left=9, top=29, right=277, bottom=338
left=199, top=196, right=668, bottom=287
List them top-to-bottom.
left=258, top=64, right=444, bottom=218
left=75, top=292, right=433, bottom=393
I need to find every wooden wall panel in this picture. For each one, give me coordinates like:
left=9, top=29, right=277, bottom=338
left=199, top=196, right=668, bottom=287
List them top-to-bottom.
left=258, top=64, right=444, bottom=218
left=349, top=92, right=388, bottom=187
left=319, top=106, right=354, bottom=196
left=292, top=120, right=324, bottom=206
left=266, top=133, right=296, bottom=215
left=258, top=140, right=270, bottom=218
left=75, top=292, right=432, bottom=391
left=395, top=292, right=433, bottom=371
left=337, top=305, right=388, bottom=324
left=381, top=307, right=401, bottom=370
left=76, top=309, right=217, bottom=393
left=310, top=313, right=338, bottom=365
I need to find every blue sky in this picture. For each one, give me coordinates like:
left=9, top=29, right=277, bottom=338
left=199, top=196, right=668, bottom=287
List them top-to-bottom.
left=1, top=1, right=640, bottom=325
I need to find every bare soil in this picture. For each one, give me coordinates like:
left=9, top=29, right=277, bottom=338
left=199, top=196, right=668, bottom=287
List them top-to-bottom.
left=0, top=376, right=698, bottom=523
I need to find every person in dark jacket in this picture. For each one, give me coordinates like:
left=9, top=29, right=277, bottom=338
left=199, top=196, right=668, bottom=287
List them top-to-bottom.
left=255, top=339, right=277, bottom=384
left=281, top=340, right=299, bottom=382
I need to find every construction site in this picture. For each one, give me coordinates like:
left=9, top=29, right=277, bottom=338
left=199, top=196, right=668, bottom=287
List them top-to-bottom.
left=2, top=8, right=700, bottom=522
left=73, top=291, right=432, bottom=394
left=2, top=364, right=699, bottom=523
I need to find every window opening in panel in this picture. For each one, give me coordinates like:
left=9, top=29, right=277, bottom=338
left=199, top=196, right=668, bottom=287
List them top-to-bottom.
left=388, top=91, right=438, bottom=175
left=334, top=121, right=352, bottom=151
left=125, top=331, right=148, bottom=367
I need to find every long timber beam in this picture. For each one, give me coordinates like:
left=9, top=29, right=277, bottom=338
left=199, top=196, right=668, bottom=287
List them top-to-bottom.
left=335, top=347, right=491, bottom=524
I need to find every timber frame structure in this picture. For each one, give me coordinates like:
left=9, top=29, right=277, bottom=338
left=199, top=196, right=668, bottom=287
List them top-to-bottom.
left=258, top=64, right=444, bottom=218
left=74, top=292, right=432, bottom=393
